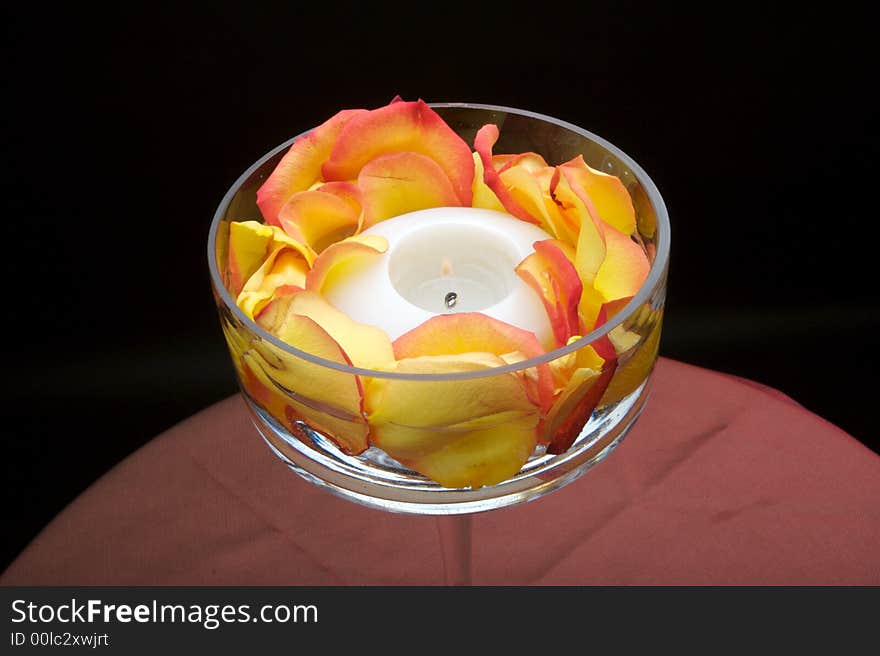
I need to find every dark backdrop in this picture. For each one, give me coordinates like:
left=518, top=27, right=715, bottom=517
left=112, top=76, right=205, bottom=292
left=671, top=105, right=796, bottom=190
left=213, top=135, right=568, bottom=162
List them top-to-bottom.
left=3, top=4, right=877, bottom=571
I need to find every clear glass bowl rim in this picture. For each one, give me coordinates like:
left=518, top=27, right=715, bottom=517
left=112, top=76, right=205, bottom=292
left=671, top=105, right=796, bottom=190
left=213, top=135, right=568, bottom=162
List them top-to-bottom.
left=207, top=102, right=670, bottom=381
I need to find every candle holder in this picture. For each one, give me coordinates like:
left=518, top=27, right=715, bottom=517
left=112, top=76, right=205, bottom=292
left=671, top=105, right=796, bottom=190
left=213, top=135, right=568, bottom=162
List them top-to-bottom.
left=208, top=103, right=669, bottom=584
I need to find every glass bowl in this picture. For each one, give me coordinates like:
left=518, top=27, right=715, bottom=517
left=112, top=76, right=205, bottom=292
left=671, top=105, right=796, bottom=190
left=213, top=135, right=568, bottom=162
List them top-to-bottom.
left=208, top=103, right=669, bottom=516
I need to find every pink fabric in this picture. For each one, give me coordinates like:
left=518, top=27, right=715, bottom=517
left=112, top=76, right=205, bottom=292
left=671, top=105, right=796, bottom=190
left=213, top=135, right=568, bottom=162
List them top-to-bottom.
left=3, top=358, right=879, bottom=585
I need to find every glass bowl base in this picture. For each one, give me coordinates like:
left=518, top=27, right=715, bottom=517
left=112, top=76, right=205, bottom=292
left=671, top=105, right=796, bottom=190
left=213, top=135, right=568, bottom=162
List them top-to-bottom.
left=243, top=373, right=653, bottom=515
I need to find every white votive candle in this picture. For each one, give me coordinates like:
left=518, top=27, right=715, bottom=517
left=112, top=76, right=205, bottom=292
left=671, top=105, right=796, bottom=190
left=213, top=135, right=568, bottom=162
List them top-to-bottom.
left=323, top=207, right=555, bottom=346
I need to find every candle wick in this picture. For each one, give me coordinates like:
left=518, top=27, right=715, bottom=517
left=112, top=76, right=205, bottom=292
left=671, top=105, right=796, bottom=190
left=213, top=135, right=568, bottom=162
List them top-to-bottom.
left=444, top=292, right=458, bottom=309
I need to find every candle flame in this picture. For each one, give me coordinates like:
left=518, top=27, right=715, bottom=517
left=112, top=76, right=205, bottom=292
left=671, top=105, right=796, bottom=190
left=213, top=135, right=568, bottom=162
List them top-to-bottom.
left=441, top=256, right=453, bottom=277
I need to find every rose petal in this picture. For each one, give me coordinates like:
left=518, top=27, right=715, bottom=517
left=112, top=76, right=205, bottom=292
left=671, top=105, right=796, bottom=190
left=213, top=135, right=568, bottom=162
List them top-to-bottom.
left=322, top=100, right=474, bottom=205
left=256, top=108, right=368, bottom=226
left=474, top=124, right=542, bottom=224
left=358, top=152, right=461, bottom=227
left=471, top=152, right=507, bottom=212
left=497, top=152, right=549, bottom=174
left=491, top=154, right=517, bottom=171
left=560, top=155, right=637, bottom=235
left=499, top=164, right=555, bottom=228
left=530, top=166, right=578, bottom=245
left=554, top=166, right=641, bottom=333
left=554, top=167, right=607, bottom=285
left=316, top=181, right=363, bottom=215
left=278, top=188, right=361, bottom=253
left=227, top=220, right=315, bottom=295
left=228, top=221, right=275, bottom=296
left=593, top=224, right=650, bottom=303
left=304, top=234, right=388, bottom=294
left=515, top=239, right=583, bottom=347
left=236, top=246, right=309, bottom=319
left=257, top=290, right=394, bottom=370
left=545, top=304, right=618, bottom=453
left=222, top=310, right=369, bottom=455
left=393, top=312, right=554, bottom=412
left=600, top=313, right=663, bottom=406
left=243, top=316, right=369, bottom=454
left=608, top=325, right=642, bottom=354
left=547, top=336, right=605, bottom=391
left=239, top=351, right=295, bottom=426
left=368, top=352, right=531, bottom=425
left=365, top=353, right=539, bottom=488
left=544, top=365, right=615, bottom=453
left=376, top=413, right=539, bottom=489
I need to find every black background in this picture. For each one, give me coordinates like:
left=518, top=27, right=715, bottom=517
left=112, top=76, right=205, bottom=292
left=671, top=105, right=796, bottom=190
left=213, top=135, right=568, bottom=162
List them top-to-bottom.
left=3, top=4, right=878, bottom=571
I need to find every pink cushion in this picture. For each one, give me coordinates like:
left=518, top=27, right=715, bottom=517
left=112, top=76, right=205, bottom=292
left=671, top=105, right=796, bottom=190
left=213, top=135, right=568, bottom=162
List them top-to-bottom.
left=3, top=358, right=878, bottom=585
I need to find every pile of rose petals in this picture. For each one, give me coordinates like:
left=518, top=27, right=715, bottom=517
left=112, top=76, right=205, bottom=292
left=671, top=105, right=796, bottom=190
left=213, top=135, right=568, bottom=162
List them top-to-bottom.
left=221, top=99, right=655, bottom=488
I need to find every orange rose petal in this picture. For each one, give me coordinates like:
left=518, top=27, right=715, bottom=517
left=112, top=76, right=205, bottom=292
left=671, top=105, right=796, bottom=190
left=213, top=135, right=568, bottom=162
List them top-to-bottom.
left=322, top=100, right=474, bottom=206
left=256, top=108, right=368, bottom=226
left=474, top=124, right=542, bottom=225
left=358, top=151, right=461, bottom=227
left=471, top=152, right=506, bottom=212
left=497, top=152, right=549, bottom=174
left=491, top=153, right=517, bottom=171
left=560, top=155, right=637, bottom=235
left=499, top=164, right=555, bottom=229
left=554, top=166, right=607, bottom=285
left=525, top=167, right=577, bottom=245
left=547, top=168, right=592, bottom=250
left=550, top=168, right=609, bottom=331
left=316, top=181, right=363, bottom=217
left=278, top=189, right=361, bottom=253
left=227, top=220, right=315, bottom=295
left=227, top=221, right=275, bottom=295
left=593, top=225, right=650, bottom=302
left=304, top=234, right=388, bottom=294
left=515, top=239, right=583, bottom=347
left=236, top=246, right=309, bottom=319
left=578, top=285, right=607, bottom=335
left=252, top=286, right=298, bottom=331
left=257, top=290, right=394, bottom=371
left=285, top=292, right=395, bottom=371
left=602, top=296, right=635, bottom=322
left=546, top=303, right=618, bottom=454
left=590, top=303, right=620, bottom=362
left=392, top=312, right=538, bottom=357
left=393, top=312, right=554, bottom=413
left=600, top=313, right=663, bottom=406
left=246, top=314, right=369, bottom=454
left=608, top=325, right=642, bottom=356
left=546, top=334, right=606, bottom=392
left=547, top=341, right=577, bottom=391
left=575, top=341, right=607, bottom=370
left=242, top=347, right=369, bottom=456
left=499, top=350, right=527, bottom=366
left=367, top=352, right=533, bottom=426
left=239, top=353, right=295, bottom=427
left=365, top=353, right=539, bottom=488
left=544, top=365, right=615, bottom=453
left=542, top=366, right=599, bottom=444
left=284, top=403, right=371, bottom=456
left=378, top=413, right=538, bottom=489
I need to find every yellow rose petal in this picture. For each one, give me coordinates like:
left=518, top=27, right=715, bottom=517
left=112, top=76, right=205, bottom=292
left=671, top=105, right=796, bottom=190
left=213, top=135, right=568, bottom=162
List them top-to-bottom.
left=365, top=353, right=540, bottom=488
